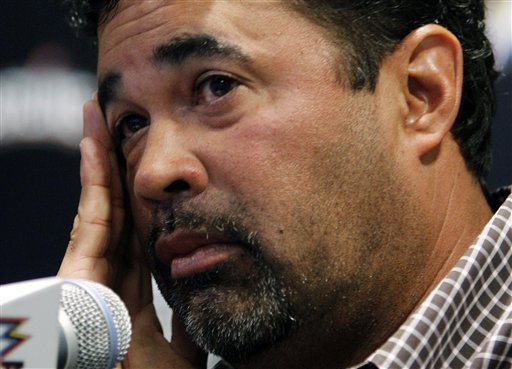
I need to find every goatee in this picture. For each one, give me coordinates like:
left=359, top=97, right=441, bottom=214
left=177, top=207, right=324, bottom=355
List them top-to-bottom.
left=146, top=207, right=298, bottom=363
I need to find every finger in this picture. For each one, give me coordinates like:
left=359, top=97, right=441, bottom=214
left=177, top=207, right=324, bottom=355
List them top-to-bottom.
left=83, top=98, right=112, bottom=149
left=84, top=99, right=127, bottom=261
left=58, top=101, right=114, bottom=283
left=59, top=136, right=112, bottom=282
left=170, top=314, right=208, bottom=368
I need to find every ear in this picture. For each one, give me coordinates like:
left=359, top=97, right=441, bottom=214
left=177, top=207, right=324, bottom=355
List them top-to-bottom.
left=398, top=25, right=463, bottom=159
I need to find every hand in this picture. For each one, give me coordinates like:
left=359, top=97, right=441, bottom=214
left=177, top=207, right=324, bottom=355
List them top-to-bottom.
left=58, top=99, right=207, bottom=368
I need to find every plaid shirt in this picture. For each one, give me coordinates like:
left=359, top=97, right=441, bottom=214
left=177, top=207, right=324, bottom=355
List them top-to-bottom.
left=356, top=187, right=512, bottom=369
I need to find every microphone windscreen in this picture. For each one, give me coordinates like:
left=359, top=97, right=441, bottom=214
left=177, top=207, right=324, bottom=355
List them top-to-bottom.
left=60, top=279, right=131, bottom=369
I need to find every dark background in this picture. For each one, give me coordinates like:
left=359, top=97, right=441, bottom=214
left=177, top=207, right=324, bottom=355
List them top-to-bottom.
left=1, top=0, right=510, bottom=285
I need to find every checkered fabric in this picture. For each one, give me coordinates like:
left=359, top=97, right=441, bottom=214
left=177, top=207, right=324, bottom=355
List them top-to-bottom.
left=356, top=187, right=512, bottom=369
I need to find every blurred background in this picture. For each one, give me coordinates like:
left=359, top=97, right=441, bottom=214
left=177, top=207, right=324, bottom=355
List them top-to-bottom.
left=1, top=0, right=511, bottom=285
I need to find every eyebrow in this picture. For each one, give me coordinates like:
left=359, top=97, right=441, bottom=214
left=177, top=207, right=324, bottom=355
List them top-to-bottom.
left=152, top=34, right=250, bottom=67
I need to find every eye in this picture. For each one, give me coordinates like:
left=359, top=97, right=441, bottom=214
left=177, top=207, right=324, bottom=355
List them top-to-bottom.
left=195, top=74, right=240, bottom=105
left=115, top=113, right=149, bottom=141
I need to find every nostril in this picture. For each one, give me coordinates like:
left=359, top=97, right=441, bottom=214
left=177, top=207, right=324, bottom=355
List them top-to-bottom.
left=164, top=179, right=190, bottom=194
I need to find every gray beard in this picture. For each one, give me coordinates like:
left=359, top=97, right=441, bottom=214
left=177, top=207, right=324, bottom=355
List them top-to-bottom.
left=146, top=212, right=298, bottom=363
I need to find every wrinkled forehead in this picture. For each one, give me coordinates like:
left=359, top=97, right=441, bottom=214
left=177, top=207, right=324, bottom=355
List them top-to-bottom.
left=97, top=0, right=290, bottom=59
left=98, top=0, right=292, bottom=48
left=98, top=1, right=210, bottom=59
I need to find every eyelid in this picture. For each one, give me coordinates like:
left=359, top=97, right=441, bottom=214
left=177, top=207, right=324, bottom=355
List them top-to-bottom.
left=194, top=70, right=239, bottom=88
left=194, top=71, right=243, bottom=106
left=108, top=102, right=146, bottom=129
left=111, top=112, right=129, bottom=135
left=112, top=112, right=149, bottom=143
left=114, top=112, right=134, bottom=129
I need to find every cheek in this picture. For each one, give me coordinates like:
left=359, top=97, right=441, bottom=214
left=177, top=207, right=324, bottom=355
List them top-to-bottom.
left=214, top=103, right=333, bottom=186
left=122, top=132, right=147, bottom=174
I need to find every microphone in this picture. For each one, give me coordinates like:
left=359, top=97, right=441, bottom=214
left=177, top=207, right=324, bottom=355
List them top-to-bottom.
left=0, top=278, right=131, bottom=369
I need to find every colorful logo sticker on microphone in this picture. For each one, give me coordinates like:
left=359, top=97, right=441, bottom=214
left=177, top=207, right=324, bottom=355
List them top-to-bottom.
left=0, top=318, right=28, bottom=369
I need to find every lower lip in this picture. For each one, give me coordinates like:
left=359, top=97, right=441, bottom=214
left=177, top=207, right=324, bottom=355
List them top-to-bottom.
left=171, top=244, right=243, bottom=279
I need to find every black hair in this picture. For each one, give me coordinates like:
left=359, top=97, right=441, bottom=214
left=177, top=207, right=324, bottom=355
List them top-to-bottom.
left=61, top=0, right=498, bottom=184
left=61, top=0, right=118, bottom=38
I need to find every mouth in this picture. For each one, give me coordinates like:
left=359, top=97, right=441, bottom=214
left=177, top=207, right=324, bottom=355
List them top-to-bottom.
left=154, top=229, right=245, bottom=279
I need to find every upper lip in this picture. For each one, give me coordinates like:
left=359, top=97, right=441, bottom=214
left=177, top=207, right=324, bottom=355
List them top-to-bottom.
left=154, top=228, right=237, bottom=266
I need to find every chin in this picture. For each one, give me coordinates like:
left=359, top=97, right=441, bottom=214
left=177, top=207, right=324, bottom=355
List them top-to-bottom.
left=153, top=254, right=298, bottom=362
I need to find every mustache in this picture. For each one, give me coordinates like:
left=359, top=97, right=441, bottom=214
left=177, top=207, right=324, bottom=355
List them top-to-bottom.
left=147, top=205, right=262, bottom=257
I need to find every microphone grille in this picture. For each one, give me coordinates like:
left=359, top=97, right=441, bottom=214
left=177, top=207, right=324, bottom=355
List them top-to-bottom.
left=60, top=280, right=131, bottom=369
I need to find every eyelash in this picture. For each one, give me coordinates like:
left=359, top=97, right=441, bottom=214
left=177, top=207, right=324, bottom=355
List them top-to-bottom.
left=113, top=73, right=241, bottom=142
left=194, top=73, right=240, bottom=105
left=115, top=114, right=149, bottom=141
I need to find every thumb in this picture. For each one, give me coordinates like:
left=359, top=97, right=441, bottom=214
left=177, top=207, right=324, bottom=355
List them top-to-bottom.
left=170, top=314, right=208, bottom=368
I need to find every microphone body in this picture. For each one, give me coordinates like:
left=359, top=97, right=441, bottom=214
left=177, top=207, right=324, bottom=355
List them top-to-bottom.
left=0, top=278, right=131, bottom=369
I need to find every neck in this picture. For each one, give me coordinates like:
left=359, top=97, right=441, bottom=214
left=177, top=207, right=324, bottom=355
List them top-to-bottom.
left=416, top=172, right=492, bottom=307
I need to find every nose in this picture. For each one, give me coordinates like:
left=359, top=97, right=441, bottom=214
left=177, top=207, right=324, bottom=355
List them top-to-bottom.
left=132, top=124, right=208, bottom=208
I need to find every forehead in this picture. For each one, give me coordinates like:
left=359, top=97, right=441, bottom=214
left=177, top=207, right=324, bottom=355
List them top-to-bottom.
left=97, top=0, right=338, bottom=74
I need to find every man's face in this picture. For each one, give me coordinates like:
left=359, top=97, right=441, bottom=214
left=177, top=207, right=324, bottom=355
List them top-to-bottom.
left=97, top=0, right=422, bottom=365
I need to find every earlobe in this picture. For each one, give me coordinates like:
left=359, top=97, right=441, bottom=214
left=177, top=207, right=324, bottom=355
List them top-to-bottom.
left=401, top=25, right=463, bottom=158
